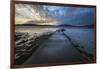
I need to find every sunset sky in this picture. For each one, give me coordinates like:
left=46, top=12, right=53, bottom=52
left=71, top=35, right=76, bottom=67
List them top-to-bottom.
left=15, top=4, right=95, bottom=26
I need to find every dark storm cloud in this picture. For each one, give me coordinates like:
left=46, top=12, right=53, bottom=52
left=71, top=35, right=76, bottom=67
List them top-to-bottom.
left=44, top=6, right=95, bottom=26
left=61, top=8, right=95, bottom=26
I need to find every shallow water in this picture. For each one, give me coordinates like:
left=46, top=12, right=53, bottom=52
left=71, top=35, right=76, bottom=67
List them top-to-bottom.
left=15, top=26, right=95, bottom=64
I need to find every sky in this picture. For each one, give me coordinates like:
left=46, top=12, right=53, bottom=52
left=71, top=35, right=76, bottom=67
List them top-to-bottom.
left=15, top=4, right=95, bottom=26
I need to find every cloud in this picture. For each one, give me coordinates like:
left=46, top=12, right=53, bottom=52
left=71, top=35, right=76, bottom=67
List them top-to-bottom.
left=15, top=4, right=95, bottom=26
left=46, top=6, right=95, bottom=26
left=64, top=7, right=95, bottom=26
